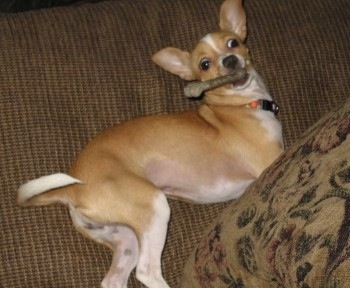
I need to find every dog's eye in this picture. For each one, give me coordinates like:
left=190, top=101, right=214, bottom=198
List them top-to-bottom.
left=227, top=39, right=239, bottom=48
left=200, top=59, right=211, bottom=71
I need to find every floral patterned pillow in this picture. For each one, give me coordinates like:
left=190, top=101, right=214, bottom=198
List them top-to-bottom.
left=181, top=99, right=350, bottom=288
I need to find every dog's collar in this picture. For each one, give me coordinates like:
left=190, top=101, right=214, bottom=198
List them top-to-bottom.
left=246, top=99, right=279, bottom=115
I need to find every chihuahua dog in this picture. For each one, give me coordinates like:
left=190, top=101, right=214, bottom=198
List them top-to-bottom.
left=18, top=0, right=283, bottom=287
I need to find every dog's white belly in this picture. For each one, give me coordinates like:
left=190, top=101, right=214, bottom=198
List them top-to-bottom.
left=145, top=159, right=254, bottom=204
left=164, top=178, right=254, bottom=204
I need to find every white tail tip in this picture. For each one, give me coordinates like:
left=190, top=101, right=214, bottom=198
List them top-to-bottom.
left=18, top=173, right=82, bottom=205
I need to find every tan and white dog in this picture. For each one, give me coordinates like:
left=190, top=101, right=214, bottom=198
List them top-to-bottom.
left=18, top=0, right=283, bottom=287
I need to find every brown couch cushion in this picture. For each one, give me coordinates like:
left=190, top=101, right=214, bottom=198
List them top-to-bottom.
left=0, top=0, right=349, bottom=287
left=182, top=98, right=350, bottom=287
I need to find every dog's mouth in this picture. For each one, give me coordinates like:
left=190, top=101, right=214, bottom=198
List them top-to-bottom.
left=184, top=68, right=248, bottom=98
left=231, top=70, right=249, bottom=87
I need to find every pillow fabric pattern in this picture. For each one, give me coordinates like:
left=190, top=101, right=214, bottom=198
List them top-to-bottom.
left=181, top=99, right=350, bottom=288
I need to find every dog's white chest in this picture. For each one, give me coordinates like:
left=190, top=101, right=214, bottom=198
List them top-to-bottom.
left=234, top=73, right=284, bottom=148
left=256, top=110, right=284, bottom=148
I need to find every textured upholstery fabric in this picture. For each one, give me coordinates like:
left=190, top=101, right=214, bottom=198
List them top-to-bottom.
left=0, top=0, right=349, bottom=287
left=182, top=98, right=350, bottom=288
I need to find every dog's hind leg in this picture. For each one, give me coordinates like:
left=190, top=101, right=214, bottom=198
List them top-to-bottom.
left=135, top=193, right=171, bottom=288
left=69, top=210, right=139, bottom=288
left=100, top=225, right=139, bottom=288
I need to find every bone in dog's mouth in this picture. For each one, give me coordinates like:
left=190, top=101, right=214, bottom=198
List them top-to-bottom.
left=184, top=67, right=248, bottom=98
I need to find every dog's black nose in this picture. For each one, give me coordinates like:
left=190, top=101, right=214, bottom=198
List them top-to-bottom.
left=222, top=55, right=239, bottom=69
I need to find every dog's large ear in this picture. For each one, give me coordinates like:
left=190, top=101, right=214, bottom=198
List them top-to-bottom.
left=219, top=0, right=247, bottom=41
left=152, top=47, right=195, bottom=81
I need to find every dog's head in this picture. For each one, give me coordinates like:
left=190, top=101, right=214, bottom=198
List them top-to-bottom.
left=152, top=0, right=251, bottom=91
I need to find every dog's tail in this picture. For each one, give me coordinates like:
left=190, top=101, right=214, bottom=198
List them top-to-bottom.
left=17, top=173, right=82, bottom=207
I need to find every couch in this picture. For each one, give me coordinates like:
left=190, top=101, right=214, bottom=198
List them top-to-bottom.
left=1, top=0, right=349, bottom=287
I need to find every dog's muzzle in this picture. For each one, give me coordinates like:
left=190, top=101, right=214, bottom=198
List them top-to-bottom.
left=222, top=55, right=249, bottom=86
